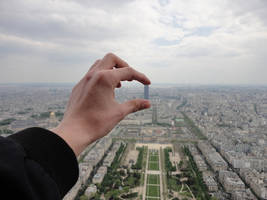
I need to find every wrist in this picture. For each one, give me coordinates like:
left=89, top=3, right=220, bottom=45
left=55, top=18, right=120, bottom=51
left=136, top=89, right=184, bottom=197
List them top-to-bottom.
left=51, top=120, right=95, bottom=156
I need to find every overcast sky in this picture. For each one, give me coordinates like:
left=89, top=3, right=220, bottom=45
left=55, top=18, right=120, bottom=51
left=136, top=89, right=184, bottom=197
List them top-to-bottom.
left=0, top=0, right=267, bottom=85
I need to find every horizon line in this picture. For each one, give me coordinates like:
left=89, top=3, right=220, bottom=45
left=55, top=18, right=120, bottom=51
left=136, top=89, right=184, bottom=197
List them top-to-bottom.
left=1, top=82, right=267, bottom=87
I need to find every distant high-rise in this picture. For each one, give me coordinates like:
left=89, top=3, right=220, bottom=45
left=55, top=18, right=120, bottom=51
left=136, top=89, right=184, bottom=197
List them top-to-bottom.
left=144, top=85, right=149, bottom=100
left=152, top=104, right=158, bottom=124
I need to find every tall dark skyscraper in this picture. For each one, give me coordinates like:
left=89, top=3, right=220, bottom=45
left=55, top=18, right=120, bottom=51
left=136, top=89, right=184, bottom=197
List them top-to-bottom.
left=144, top=85, right=149, bottom=100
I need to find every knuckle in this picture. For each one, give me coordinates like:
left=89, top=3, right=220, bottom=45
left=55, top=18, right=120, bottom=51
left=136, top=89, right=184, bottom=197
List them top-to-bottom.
left=105, top=52, right=116, bottom=59
left=90, top=59, right=101, bottom=70
left=93, top=59, right=101, bottom=66
left=95, top=59, right=101, bottom=63
left=124, top=61, right=129, bottom=67
left=127, top=67, right=134, bottom=81
left=127, top=67, right=135, bottom=74
left=85, top=71, right=94, bottom=81
left=95, top=71, right=109, bottom=84
left=95, top=71, right=105, bottom=80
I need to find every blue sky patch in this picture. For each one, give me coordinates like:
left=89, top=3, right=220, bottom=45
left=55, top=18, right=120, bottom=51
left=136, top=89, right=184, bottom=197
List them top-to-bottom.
left=187, top=26, right=217, bottom=37
left=153, top=37, right=181, bottom=46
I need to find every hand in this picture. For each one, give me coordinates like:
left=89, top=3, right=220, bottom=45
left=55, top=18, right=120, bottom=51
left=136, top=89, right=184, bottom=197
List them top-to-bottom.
left=52, top=53, right=151, bottom=156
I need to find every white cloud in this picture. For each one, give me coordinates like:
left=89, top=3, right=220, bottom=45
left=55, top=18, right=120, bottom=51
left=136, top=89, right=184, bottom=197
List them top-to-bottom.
left=0, top=0, right=267, bottom=84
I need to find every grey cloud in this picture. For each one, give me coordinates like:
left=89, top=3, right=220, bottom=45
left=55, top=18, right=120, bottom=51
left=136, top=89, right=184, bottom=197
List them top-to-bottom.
left=0, top=0, right=267, bottom=84
left=0, top=0, right=134, bottom=44
left=68, top=0, right=134, bottom=8
left=229, top=0, right=267, bottom=26
left=0, top=12, right=118, bottom=43
left=0, top=36, right=96, bottom=65
left=180, top=46, right=240, bottom=58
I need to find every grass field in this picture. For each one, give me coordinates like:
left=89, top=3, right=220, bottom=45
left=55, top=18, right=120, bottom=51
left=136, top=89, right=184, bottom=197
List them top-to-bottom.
left=146, top=150, right=161, bottom=199
left=148, top=150, right=159, bottom=171
left=149, top=150, right=159, bottom=155
left=149, top=155, right=159, bottom=162
left=148, top=162, right=159, bottom=170
left=147, top=174, right=160, bottom=185
left=146, top=185, right=160, bottom=197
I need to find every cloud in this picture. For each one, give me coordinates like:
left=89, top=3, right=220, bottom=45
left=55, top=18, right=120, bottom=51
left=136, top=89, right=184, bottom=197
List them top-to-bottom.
left=0, top=0, right=267, bottom=84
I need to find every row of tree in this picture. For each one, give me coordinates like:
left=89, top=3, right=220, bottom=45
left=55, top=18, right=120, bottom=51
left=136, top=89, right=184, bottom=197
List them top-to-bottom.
left=182, top=112, right=207, bottom=140
left=0, top=118, right=16, bottom=126
left=0, top=128, right=14, bottom=134
left=75, top=143, right=115, bottom=200
left=94, top=143, right=141, bottom=199
left=99, top=143, right=126, bottom=193
left=183, top=146, right=213, bottom=200
left=131, top=147, right=144, bottom=170
left=164, top=148, right=176, bottom=176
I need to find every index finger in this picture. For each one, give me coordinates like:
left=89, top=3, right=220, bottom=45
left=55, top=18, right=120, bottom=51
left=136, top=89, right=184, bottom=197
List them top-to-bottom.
left=99, top=53, right=129, bottom=70
left=111, top=67, right=151, bottom=86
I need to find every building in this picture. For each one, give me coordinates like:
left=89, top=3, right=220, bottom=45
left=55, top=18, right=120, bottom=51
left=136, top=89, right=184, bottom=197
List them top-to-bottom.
left=144, top=85, right=149, bottom=100
left=152, top=104, right=158, bottom=124
left=48, top=111, right=59, bottom=128
left=11, top=119, right=37, bottom=132
left=206, top=152, right=228, bottom=172
left=103, top=153, right=115, bottom=167
left=193, top=154, right=208, bottom=172
left=79, top=163, right=93, bottom=184
left=92, top=166, right=107, bottom=184
left=240, top=169, right=267, bottom=199
left=219, top=170, right=245, bottom=194
left=202, top=172, right=218, bottom=192
left=63, top=177, right=82, bottom=200
left=85, top=184, right=97, bottom=198
left=232, top=189, right=257, bottom=200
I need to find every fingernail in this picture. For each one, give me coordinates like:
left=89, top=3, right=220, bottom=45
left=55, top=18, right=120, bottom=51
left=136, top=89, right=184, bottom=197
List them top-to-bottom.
left=142, top=101, right=150, bottom=109
left=141, top=103, right=146, bottom=109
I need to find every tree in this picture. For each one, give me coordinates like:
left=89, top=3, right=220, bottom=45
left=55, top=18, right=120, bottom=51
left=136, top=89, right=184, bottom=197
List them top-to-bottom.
left=178, top=160, right=183, bottom=168
left=79, top=195, right=88, bottom=200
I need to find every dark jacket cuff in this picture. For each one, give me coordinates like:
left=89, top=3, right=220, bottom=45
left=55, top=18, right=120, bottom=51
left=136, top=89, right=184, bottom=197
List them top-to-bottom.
left=7, top=127, right=79, bottom=197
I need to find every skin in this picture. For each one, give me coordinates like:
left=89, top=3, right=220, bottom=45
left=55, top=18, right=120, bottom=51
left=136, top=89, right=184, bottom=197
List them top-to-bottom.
left=52, top=53, right=151, bottom=156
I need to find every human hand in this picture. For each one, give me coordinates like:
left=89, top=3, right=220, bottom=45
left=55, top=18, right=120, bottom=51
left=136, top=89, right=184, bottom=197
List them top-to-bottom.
left=52, top=53, right=151, bottom=156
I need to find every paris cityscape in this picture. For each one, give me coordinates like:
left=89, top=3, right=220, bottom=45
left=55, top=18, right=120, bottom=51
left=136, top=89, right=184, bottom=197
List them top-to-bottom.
left=0, top=84, right=266, bottom=200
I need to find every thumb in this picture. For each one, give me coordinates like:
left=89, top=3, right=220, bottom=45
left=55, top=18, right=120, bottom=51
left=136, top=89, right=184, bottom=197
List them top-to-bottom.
left=121, top=99, right=151, bottom=116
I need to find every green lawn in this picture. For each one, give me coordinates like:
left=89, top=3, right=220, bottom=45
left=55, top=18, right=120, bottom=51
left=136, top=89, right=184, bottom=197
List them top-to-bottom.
left=146, top=149, right=160, bottom=199
left=148, top=149, right=159, bottom=171
left=149, top=150, right=159, bottom=155
left=149, top=155, right=159, bottom=162
left=148, top=162, right=159, bottom=171
left=147, top=174, right=159, bottom=185
left=167, top=177, right=181, bottom=192
left=146, top=185, right=160, bottom=197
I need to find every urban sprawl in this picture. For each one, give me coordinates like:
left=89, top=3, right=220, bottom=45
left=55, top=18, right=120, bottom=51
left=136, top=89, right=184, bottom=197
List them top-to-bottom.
left=0, top=84, right=266, bottom=200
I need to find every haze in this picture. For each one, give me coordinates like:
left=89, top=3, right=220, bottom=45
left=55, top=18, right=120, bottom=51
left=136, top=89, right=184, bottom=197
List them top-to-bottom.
left=0, top=0, right=267, bottom=85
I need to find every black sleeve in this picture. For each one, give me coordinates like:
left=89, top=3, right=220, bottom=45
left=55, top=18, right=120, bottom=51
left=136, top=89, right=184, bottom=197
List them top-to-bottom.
left=0, top=127, right=79, bottom=200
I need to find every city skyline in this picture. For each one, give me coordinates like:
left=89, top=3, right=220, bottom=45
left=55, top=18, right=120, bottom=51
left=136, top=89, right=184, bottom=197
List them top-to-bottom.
left=0, top=84, right=267, bottom=199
